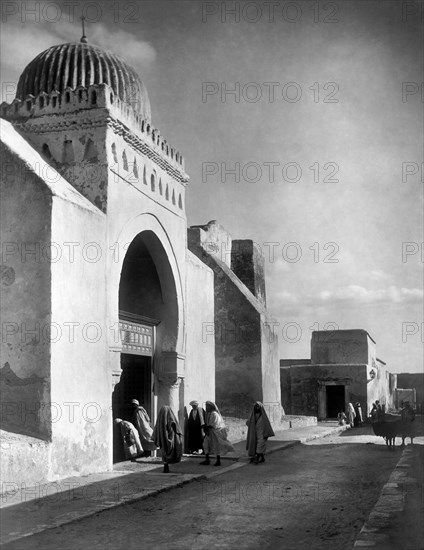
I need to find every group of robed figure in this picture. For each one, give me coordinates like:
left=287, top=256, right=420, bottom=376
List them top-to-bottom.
left=115, top=400, right=275, bottom=472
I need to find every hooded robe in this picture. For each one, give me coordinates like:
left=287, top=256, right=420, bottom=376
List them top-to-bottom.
left=131, top=400, right=157, bottom=451
left=186, top=401, right=206, bottom=453
left=246, top=402, right=275, bottom=456
left=347, top=403, right=356, bottom=427
left=354, top=403, right=363, bottom=426
left=400, top=403, right=416, bottom=439
left=153, top=406, right=183, bottom=464
left=115, top=419, right=143, bottom=459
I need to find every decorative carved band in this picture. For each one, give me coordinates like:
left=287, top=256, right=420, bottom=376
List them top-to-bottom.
left=11, top=114, right=189, bottom=185
left=107, top=118, right=188, bottom=184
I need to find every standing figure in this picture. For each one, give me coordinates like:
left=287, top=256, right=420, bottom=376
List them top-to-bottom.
left=131, top=399, right=157, bottom=455
left=186, top=400, right=206, bottom=454
left=201, top=401, right=235, bottom=466
left=246, top=401, right=275, bottom=464
left=400, top=401, right=416, bottom=446
left=354, top=402, right=363, bottom=427
left=347, top=403, right=356, bottom=427
left=370, top=403, right=378, bottom=421
left=153, top=406, right=183, bottom=473
left=337, top=411, right=347, bottom=426
left=114, top=418, right=143, bottom=460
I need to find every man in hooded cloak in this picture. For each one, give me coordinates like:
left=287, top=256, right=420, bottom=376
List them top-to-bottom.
left=131, top=399, right=157, bottom=454
left=186, top=400, right=206, bottom=454
left=246, top=401, right=275, bottom=464
left=347, top=402, right=356, bottom=428
left=153, top=405, right=183, bottom=473
left=114, top=418, right=144, bottom=460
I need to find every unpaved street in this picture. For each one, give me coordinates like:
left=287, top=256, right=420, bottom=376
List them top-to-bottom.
left=4, top=427, right=419, bottom=550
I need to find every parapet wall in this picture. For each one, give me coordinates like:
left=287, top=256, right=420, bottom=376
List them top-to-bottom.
left=0, top=83, right=186, bottom=177
left=188, top=221, right=232, bottom=268
left=231, top=239, right=266, bottom=306
left=311, top=329, right=372, bottom=365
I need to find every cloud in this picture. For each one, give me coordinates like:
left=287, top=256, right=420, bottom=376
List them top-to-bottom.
left=0, top=20, right=155, bottom=102
left=76, top=26, right=156, bottom=70
left=268, top=260, right=291, bottom=274
left=369, top=269, right=390, bottom=281
left=269, top=284, right=423, bottom=318
left=315, top=285, right=423, bottom=305
left=274, top=291, right=299, bottom=305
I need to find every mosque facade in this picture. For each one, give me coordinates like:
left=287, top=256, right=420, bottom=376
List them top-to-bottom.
left=0, top=38, right=281, bottom=484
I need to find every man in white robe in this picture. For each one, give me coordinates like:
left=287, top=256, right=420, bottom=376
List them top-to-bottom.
left=201, top=401, right=235, bottom=466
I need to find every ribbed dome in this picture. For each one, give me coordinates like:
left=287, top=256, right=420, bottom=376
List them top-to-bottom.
left=16, top=42, right=151, bottom=120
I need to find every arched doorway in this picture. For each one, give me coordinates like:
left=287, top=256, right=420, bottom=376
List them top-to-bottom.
left=112, top=230, right=179, bottom=462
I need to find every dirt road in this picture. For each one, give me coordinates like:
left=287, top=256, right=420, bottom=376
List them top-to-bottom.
left=4, top=426, right=418, bottom=550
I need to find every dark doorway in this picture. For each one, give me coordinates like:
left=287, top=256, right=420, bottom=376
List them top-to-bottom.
left=114, top=230, right=179, bottom=462
left=112, top=354, right=152, bottom=462
left=326, top=385, right=345, bottom=418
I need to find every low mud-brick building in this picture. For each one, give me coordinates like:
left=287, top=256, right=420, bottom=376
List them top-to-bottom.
left=0, top=37, right=281, bottom=485
left=281, top=329, right=397, bottom=419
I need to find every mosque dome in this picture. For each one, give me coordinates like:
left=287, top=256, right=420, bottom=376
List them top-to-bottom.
left=16, top=42, right=151, bottom=120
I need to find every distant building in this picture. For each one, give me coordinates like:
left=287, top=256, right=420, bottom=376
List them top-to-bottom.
left=281, top=329, right=397, bottom=419
left=396, top=373, right=424, bottom=413
left=393, top=388, right=416, bottom=410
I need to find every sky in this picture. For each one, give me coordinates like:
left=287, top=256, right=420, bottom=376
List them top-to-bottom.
left=1, top=0, right=423, bottom=373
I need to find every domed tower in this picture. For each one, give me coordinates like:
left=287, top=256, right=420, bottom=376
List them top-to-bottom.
left=0, top=34, right=192, bottom=481
left=1, top=38, right=188, bottom=213
left=16, top=42, right=151, bottom=121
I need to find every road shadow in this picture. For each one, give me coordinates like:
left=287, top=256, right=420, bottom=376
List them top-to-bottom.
left=339, top=425, right=372, bottom=437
